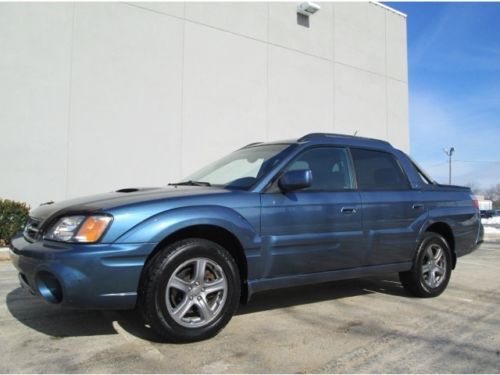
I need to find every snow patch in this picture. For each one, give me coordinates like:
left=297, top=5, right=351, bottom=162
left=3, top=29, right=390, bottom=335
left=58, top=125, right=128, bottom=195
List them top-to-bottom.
left=481, top=216, right=500, bottom=225
left=484, top=226, right=500, bottom=234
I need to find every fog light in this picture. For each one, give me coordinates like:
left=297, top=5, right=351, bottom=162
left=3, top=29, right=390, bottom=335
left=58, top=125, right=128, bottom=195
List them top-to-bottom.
left=35, top=271, right=63, bottom=304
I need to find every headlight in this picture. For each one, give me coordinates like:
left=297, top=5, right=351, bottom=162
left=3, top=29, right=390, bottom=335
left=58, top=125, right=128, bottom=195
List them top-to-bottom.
left=45, top=215, right=112, bottom=243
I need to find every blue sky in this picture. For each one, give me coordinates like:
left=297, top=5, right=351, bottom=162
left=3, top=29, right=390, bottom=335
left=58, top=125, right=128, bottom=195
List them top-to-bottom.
left=387, top=2, right=500, bottom=188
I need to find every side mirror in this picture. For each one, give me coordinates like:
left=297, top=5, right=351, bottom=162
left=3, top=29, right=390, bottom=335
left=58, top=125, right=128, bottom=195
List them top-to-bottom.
left=279, top=169, right=312, bottom=192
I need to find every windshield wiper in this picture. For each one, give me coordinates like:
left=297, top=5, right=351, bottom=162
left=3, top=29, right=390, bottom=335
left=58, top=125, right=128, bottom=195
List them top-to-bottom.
left=168, top=180, right=211, bottom=187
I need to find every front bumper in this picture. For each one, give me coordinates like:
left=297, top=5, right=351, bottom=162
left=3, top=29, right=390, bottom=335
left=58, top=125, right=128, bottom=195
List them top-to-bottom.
left=9, top=235, right=156, bottom=309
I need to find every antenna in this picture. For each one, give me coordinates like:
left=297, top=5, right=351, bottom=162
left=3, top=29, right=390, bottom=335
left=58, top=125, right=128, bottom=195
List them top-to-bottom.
left=353, top=130, right=358, bottom=136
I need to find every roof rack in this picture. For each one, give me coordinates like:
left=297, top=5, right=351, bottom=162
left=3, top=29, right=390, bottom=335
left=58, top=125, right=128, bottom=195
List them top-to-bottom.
left=298, top=133, right=391, bottom=146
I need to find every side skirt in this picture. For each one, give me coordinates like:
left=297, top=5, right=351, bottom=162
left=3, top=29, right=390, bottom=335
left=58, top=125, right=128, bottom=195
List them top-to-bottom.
left=247, top=262, right=412, bottom=300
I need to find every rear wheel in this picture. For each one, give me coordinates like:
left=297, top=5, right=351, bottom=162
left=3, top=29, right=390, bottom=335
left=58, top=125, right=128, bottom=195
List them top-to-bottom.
left=399, top=232, right=452, bottom=297
left=140, top=238, right=240, bottom=342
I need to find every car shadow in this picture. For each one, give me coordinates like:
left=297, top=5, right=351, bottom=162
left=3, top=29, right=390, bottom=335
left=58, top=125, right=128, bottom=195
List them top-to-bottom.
left=5, top=274, right=410, bottom=343
left=237, top=274, right=409, bottom=315
left=5, top=287, right=165, bottom=341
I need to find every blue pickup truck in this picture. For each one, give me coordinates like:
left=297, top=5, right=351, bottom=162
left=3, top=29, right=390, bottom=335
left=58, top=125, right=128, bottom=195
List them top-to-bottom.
left=10, top=133, right=483, bottom=342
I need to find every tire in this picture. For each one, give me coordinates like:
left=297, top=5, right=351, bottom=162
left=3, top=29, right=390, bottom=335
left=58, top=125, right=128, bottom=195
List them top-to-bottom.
left=399, top=232, right=452, bottom=298
left=139, top=238, right=241, bottom=342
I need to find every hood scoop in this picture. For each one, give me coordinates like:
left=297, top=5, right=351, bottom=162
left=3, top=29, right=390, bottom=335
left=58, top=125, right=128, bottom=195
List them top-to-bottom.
left=115, top=187, right=161, bottom=193
left=116, top=188, right=140, bottom=193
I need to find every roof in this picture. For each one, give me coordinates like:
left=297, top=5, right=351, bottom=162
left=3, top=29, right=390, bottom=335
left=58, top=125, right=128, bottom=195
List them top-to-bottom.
left=242, top=133, right=393, bottom=150
left=297, top=133, right=391, bottom=146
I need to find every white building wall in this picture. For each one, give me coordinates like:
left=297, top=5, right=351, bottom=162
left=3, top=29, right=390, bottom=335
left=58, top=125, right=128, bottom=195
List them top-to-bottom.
left=0, top=2, right=408, bottom=207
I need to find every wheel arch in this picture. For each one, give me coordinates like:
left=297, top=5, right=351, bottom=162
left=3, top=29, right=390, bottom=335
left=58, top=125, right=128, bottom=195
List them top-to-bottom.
left=424, top=221, right=456, bottom=269
left=139, top=224, right=249, bottom=304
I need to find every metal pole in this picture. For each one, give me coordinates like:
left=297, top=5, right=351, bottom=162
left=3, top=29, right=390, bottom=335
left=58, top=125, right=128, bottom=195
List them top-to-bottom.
left=444, top=147, right=455, bottom=184
left=449, top=152, right=452, bottom=184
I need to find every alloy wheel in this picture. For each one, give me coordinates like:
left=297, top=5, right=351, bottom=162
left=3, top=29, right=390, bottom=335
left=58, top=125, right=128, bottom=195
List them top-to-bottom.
left=421, top=244, right=447, bottom=289
left=165, top=257, right=228, bottom=328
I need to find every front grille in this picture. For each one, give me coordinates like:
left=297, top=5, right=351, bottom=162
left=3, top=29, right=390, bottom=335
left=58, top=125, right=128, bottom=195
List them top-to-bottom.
left=24, top=217, right=42, bottom=242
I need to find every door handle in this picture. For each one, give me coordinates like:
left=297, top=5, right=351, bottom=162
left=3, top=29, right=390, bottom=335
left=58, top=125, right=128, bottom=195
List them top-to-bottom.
left=412, top=203, right=424, bottom=210
left=341, top=207, right=357, bottom=214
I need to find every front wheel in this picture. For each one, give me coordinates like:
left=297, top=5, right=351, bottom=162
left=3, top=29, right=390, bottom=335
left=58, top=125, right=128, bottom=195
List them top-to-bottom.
left=399, top=232, right=452, bottom=297
left=140, top=239, right=241, bottom=342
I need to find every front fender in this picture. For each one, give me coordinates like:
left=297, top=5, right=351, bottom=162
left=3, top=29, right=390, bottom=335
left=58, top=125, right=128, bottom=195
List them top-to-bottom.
left=114, top=205, right=260, bottom=252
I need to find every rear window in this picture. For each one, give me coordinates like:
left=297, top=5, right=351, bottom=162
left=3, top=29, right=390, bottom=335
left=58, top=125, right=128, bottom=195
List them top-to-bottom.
left=351, top=148, right=409, bottom=190
left=407, top=157, right=435, bottom=185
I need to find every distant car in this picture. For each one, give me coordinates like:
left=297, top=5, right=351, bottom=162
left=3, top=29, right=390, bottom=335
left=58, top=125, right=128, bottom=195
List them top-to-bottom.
left=10, top=133, right=483, bottom=342
left=480, top=210, right=496, bottom=219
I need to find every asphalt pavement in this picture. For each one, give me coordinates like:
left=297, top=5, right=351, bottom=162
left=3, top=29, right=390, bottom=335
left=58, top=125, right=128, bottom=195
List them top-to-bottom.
left=1, top=237, right=499, bottom=373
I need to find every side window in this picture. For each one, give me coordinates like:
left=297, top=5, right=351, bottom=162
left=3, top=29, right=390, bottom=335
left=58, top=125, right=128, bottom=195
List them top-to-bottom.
left=286, top=147, right=353, bottom=191
left=351, top=148, right=409, bottom=190
left=410, top=160, right=433, bottom=185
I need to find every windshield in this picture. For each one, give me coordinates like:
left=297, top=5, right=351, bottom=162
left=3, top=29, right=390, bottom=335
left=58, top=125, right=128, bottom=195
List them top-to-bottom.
left=182, top=144, right=292, bottom=190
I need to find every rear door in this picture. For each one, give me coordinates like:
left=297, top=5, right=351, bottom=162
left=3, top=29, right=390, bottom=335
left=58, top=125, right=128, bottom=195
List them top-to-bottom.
left=260, top=146, right=365, bottom=278
left=350, top=148, right=426, bottom=265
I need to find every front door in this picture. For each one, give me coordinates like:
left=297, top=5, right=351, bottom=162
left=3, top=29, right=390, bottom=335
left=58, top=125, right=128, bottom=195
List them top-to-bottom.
left=260, top=147, right=365, bottom=278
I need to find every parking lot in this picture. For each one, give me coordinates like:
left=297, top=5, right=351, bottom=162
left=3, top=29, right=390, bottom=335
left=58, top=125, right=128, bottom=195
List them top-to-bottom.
left=1, top=238, right=499, bottom=373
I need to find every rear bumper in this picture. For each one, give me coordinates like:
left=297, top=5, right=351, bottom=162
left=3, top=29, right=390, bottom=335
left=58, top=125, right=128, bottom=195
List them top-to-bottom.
left=456, top=223, right=484, bottom=258
left=472, top=223, right=484, bottom=251
left=9, top=235, right=156, bottom=309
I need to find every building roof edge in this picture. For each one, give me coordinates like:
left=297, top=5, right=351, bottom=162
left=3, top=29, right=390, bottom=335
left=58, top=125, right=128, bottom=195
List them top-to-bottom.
left=370, top=1, right=407, bottom=18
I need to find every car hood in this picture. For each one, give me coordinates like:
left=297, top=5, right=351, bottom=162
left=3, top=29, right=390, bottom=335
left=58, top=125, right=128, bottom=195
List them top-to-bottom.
left=30, top=186, right=229, bottom=223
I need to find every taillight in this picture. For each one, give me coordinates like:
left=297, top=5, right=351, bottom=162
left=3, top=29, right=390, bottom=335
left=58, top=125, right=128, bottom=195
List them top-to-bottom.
left=472, top=195, right=479, bottom=210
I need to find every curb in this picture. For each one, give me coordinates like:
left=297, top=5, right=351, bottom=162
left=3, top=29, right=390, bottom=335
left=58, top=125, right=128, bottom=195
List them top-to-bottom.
left=0, top=247, right=10, bottom=261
